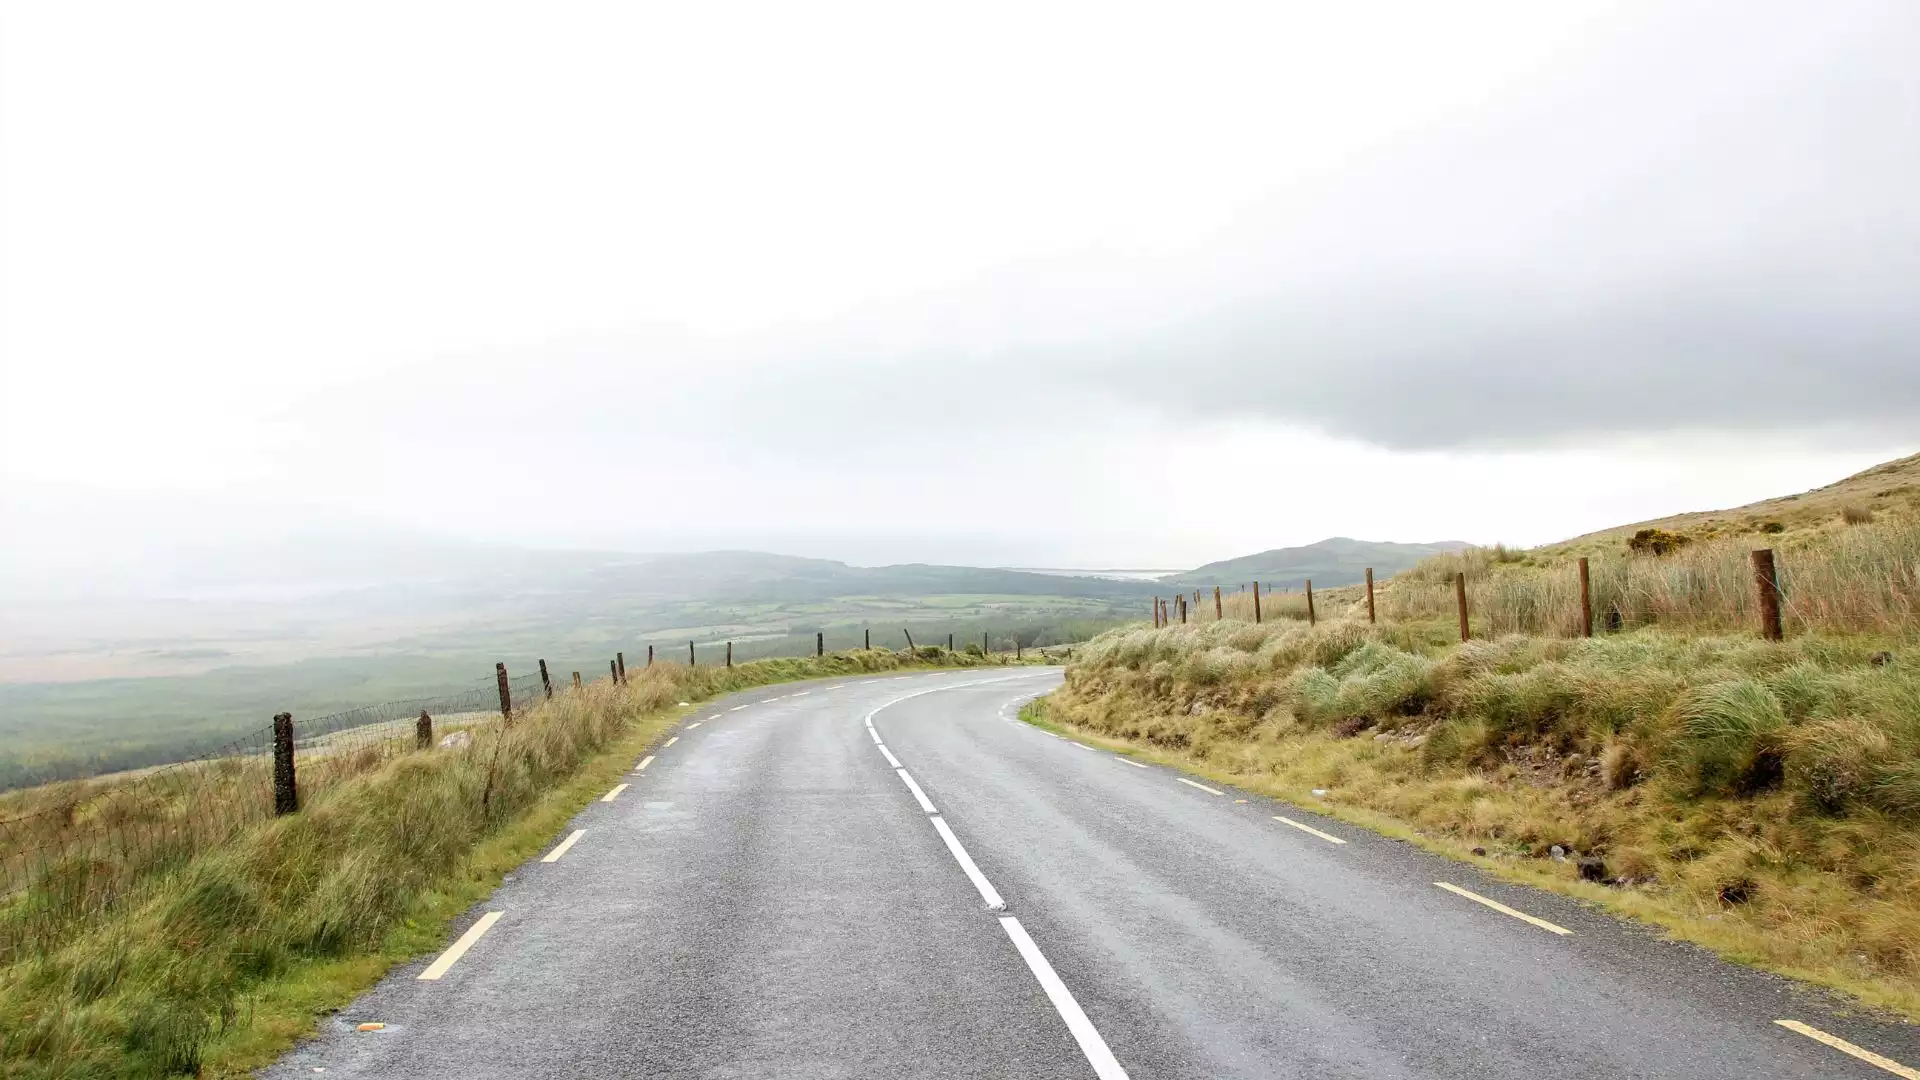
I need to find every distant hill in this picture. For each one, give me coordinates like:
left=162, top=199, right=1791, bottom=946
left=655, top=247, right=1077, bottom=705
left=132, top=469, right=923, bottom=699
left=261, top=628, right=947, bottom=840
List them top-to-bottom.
left=1171, top=538, right=1471, bottom=590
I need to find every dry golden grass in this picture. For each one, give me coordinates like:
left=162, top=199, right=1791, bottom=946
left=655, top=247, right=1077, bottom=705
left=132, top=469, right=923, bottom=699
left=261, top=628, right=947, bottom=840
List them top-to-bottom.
left=1048, top=618, right=1920, bottom=1017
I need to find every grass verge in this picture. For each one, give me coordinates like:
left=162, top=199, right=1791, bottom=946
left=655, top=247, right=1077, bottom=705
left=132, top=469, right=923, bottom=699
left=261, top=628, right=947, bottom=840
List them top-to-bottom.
left=1044, top=619, right=1920, bottom=1020
left=0, top=649, right=1022, bottom=1078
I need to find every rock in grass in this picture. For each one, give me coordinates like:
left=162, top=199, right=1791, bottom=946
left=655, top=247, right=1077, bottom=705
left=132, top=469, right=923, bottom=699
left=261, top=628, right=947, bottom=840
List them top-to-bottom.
left=1578, top=856, right=1608, bottom=882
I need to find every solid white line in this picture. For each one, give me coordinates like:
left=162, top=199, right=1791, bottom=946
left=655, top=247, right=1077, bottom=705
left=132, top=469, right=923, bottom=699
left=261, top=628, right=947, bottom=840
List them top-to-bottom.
left=791, top=691, right=810, bottom=697
left=730, top=704, right=749, bottom=711
left=705, top=713, right=720, bottom=720
left=686, top=721, right=702, bottom=729
left=869, top=727, right=884, bottom=745
left=663, top=736, right=679, bottom=748
left=1067, top=742, right=1095, bottom=751
left=877, top=743, right=902, bottom=768
left=634, top=755, right=654, bottom=772
left=1116, top=758, right=1150, bottom=769
left=897, top=768, right=937, bottom=813
left=1176, top=778, right=1223, bottom=796
left=601, top=783, right=628, bottom=802
left=931, top=815, right=1005, bottom=910
left=1273, top=816, right=1347, bottom=844
left=541, top=829, right=585, bottom=863
left=1434, top=882, right=1573, bottom=936
left=417, top=911, right=502, bottom=981
left=999, top=916, right=1129, bottom=1079
left=1776, top=1020, right=1920, bottom=1078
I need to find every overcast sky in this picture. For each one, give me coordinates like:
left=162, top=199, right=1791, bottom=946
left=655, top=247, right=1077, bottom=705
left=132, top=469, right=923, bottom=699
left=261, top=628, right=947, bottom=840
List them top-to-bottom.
left=3, top=0, right=1917, bottom=581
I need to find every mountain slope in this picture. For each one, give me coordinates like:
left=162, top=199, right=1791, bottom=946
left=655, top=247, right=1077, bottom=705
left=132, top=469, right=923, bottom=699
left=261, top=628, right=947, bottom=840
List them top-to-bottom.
left=1172, top=537, right=1469, bottom=589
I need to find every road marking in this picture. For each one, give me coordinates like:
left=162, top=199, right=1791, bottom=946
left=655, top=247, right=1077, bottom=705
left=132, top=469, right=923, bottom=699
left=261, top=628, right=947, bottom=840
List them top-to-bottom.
left=791, top=691, right=810, bottom=697
left=730, top=704, right=749, bottom=711
left=706, top=714, right=720, bottom=720
left=686, top=722, right=702, bottom=729
left=869, top=727, right=884, bottom=745
left=1042, top=731, right=1062, bottom=739
left=663, top=736, right=679, bottom=748
left=877, top=743, right=902, bottom=768
left=635, top=755, right=655, bottom=772
left=1116, top=758, right=1150, bottom=769
left=897, top=768, right=938, bottom=813
left=1176, top=778, right=1223, bottom=796
left=601, top=784, right=628, bottom=802
left=931, top=815, right=1004, bottom=910
left=1273, top=815, right=1347, bottom=844
left=542, top=830, right=586, bottom=863
left=1434, top=882, right=1572, bottom=936
left=418, top=911, right=502, bottom=981
left=999, top=916, right=1129, bottom=1079
left=1776, top=1020, right=1920, bottom=1078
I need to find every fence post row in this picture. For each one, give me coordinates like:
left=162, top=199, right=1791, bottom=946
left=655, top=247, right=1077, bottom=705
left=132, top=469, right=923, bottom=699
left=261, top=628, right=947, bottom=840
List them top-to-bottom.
left=1751, top=548, right=1784, bottom=641
left=1577, top=557, right=1593, bottom=638
left=1455, top=573, right=1470, bottom=643
left=1305, top=579, right=1316, bottom=627
left=1253, top=581, right=1262, bottom=624
left=539, top=659, right=553, bottom=700
left=496, top=662, right=513, bottom=721
left=416, top=710, right=432, bottom=750
left=272, top=712, right=298, bottom=815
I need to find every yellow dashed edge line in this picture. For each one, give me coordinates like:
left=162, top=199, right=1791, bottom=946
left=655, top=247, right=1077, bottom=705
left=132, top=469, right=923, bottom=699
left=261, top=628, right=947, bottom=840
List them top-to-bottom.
left=1273, top=815, right=1347, bottom=845
left=541, top=829, right=585, bottom=863
left=1434, top=881, right=1572, bottom=936
left=417, top=911, right=502, bottom=981
left=1776, top=1020, right=1920, bottom=1078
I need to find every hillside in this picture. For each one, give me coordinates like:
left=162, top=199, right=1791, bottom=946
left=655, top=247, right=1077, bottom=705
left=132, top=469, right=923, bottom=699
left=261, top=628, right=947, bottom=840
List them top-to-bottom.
left=1539, top=451, right=1920, bottom=559
left=1172, top=537, right=1469, bottom=589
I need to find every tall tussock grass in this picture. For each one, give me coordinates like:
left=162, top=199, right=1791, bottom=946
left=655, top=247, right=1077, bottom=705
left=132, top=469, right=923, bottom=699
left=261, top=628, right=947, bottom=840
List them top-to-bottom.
left=1380, top=512, right=1920, bottom=638
left=1052, top=619, right=1920, bottom=1014
left=0, top=649, right=1004, bottom=1077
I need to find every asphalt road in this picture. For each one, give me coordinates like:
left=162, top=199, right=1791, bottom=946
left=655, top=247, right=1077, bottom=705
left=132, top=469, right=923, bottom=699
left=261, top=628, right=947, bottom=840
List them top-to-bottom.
left=270, top=668, right=1920, bottom=1079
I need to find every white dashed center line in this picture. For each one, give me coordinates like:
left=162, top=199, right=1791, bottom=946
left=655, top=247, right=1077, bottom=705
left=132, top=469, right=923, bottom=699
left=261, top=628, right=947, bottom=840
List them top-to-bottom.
left=1176, top=778, right=1223, bottom=796
left=1273, top=816, right=1347, bottom=844
left=541, top=829, right=586, bottom=863
left=1434, top=882, right=1572, bottom=936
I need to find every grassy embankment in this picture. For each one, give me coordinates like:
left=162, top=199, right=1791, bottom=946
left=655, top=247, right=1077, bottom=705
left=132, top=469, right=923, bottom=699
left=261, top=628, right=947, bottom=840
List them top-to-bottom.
left=1040, top=497, right=1920, bottom=1017
left=0, top=648, right=1019, bottom=1078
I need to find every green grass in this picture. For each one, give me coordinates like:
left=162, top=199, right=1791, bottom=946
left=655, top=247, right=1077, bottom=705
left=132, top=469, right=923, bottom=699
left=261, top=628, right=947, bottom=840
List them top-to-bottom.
left=1046, top=618, right=1920, bottom=1019
left=0, top=649, right=1027, bottom=1078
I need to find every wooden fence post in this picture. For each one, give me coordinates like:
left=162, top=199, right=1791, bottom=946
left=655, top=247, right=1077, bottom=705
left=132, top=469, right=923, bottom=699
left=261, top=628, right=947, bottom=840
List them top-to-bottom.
left=1751, top=549, right=1784, bottom=641
left=1578, top=557, right=1593, bottom=638
left=1365, top=568, right=1376, bottom=624
left=1455, top=573, right=1470, bottom=642
left=1305, top=580, right=1316, bottom=627
left=1253, top=581, right=1262, bottom=624
left=1214, top=586, right=1222, bottom=620
left=1178, top=595, right=1187, bottom=624
left=865, top=628, right=871, bottom=650
left=903, top=629, right=916, bottom=650
left=984, top=631, right=990, bottom=654
left=817, top=632, right=824, bottom=657
left=1016, top=639, right=1022, bottom=661
left=689, top=640, right=696, bottom=665
left=726, top=641, right=733, bottom=668
left=647, top=645, right=654, bottom=667
left=616, top=652, right=627, bottom=683
left=539, top=659, right=553, bottom=699
left=610, top=659, right=618, bottom=682
left=496, top=662, right=512, bottom=720
left=572, top=671, right=582, bottom=689
left=416, top=710, right=432, bottom=750
left=273, top=712, right=298, bottom=815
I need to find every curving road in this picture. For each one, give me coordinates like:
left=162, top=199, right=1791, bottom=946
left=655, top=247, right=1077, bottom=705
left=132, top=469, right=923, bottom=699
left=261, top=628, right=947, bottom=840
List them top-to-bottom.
left=270, top=668, right=1920, bottom=1079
